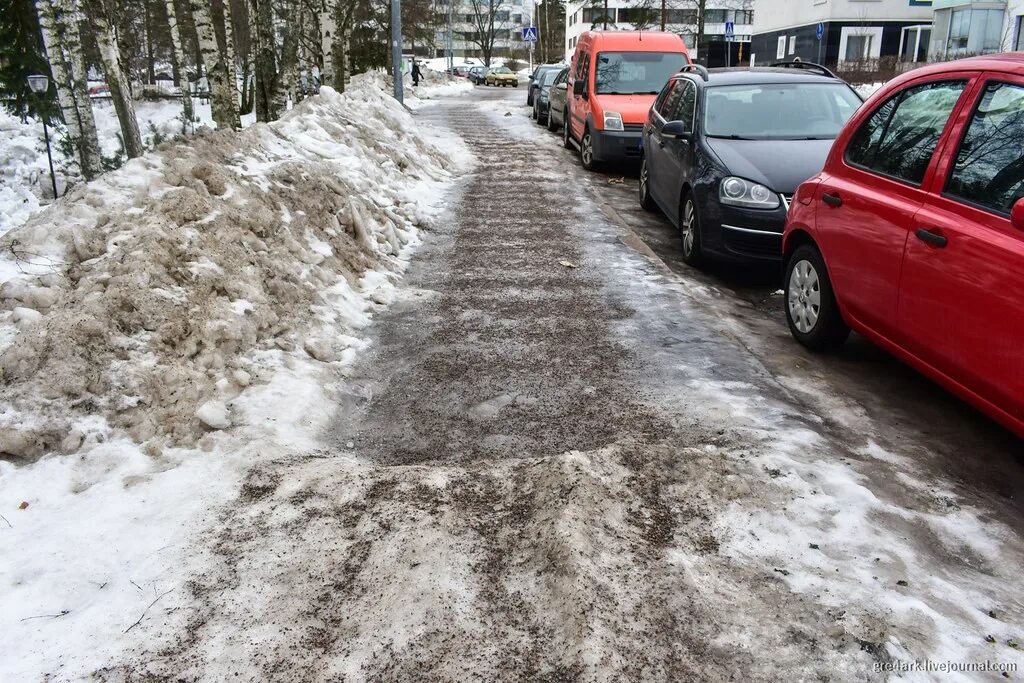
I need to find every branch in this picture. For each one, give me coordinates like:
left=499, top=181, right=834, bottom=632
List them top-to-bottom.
left=124, top=588, right=174, bottom=633
left=20, top=610, right=71, bottom=621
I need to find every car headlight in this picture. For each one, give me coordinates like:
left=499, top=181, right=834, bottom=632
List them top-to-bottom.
left=603, top=111, right=624, bottom=131
left=719, top=177, right=781, bottom=209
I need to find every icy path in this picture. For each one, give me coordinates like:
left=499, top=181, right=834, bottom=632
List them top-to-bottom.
left=108, top=92, right=1024, bottom=682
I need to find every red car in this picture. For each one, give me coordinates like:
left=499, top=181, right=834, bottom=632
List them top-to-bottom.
left=782, top=53, right=1024, bottom=438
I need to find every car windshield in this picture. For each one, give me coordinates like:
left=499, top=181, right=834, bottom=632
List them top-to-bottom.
left=594, top=52, right=688, bottom=95
left=494, top=67, right=512, bottom=74
left=704, top=82, right=862, bottom=140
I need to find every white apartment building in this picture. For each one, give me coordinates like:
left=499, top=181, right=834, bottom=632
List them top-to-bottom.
left=431, top=0, right=535, bottom=60
left=750, top=0, right=935, bottom=67
left=563, top=1, right=755, bottom=64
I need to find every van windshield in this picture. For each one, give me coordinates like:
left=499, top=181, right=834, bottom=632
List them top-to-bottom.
left=595, top=52, right=688, bottom=95
left=704, top=83, right=863, bottom=140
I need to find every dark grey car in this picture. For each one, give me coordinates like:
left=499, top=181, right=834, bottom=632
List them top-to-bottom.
left=641, top=63, right=863, bottom=266
left=527, top=64, right=563, bottom=106
left=533, top=67, right=567, bottom=125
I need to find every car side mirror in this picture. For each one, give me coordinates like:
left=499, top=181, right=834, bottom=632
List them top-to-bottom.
left=573, top=80, right=585, bottom=96
left=661, top=120, right=691, bottom=141
left=1012, top=198, right=1024, bottom=231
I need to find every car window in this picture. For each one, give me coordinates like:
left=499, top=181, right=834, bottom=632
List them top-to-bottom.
left=575, top=53, right=588, bottom=80
left=554, top=68, right=568, bottom=85
left=656, top=80, right=681, bottom=118
left=670, top=80, right=696, bottom=132
left=846, top=80, right=966, bottom=186
left=945, top=81, right=1024, bottom=215
left=703, top=83, right=862, bottom=140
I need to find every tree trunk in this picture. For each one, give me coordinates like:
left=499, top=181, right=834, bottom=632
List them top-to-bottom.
left=37, top=0, right=102, bottom=179
left=86, top=0, right=144, bottom=159
left=165, top=0, right=196, bottom=128
left=192, top=0, right=239, bottom=128
left=222, top=0, right=239, bottom=107
left=251, top=0, right=278, bottom=120
left=278, top=0, right=300, bottom=110
left=320, top=0, right=336, bottom=88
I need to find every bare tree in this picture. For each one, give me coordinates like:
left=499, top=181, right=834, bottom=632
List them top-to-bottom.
left=36, top=0, right=102, bottom=179
left=85, top=0, right=144, bottom=158
left=164, top=0, right=195, bottom=127
left=192, top=0, right=239, bottom=128
left=250, top=0, right=278, bottom=120
left=465, top=0, right=510, bottom=67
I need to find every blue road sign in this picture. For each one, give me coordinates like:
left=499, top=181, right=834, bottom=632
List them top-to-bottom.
left=724, top=20, right=735, bottom=40
left=816, top=22, right=825, bottom=40
left=522, top=26, right=538, bottom=42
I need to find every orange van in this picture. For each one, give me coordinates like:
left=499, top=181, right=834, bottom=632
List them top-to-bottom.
left=565, top=31, right=689, bottom=170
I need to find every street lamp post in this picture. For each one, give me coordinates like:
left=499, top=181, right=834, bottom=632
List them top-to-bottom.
left=27, top=74, right=59, bottom=200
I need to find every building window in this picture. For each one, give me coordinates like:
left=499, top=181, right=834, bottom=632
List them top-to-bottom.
left=582, top=7, right=615, bottom=24
left=937, top=7, right=1005, bottom=56
left=900, top=25, right=931, bottom=62
left=839, top=26, right=883, bottom=63
left=845, top=34, right=873, bottom=61
left=788, top=35, right=796, bottom=54
left=777, top=36, right=786, bottom=59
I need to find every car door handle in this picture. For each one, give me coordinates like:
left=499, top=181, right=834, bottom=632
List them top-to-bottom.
left=822, top=192, right=843, bottom=208
left=915, top=228, right=948, bottom=248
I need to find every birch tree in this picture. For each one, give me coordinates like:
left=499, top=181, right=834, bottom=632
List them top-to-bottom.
left=36, top=0, right=102, bottom=179
left=85, top=0, right=144, bottom=158
left=164, top=0, right=195, bottom=128
left=192, top=0, right=240, bottom=128
left=222, top=0, right=240, bottom=107
left=251, top=0, right=278, bottom=121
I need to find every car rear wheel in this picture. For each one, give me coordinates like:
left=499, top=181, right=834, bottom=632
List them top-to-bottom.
left=532, top=102, right=538, bottom=119
left=546, top=110, right=559, bottom=132
left=562, top=113, right=573, bottom=149
left=580, top=128, right=599, bottom=171
left=639, top=159, right=656, bottom=212
left=679, top=194, right=703, bottom=266
left=784, top=244, right=850, bottom=351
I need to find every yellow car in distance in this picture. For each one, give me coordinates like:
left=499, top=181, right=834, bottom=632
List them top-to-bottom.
left=485, top=67, right=519, bottom=87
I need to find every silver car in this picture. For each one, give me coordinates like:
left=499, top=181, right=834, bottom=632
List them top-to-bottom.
left=544, top=67, right=570, bottom=133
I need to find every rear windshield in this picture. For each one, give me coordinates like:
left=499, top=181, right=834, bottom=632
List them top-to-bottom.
left=594, top=52, right=688, bottom=95
left=540, top=69, right=561, bottom=86
left=704, top=82, right=862, bottom=140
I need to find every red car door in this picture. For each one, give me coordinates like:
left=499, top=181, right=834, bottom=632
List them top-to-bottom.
left=899, top=75, right=1024, bottom=427
left=815, top=76, right=976, bottom=341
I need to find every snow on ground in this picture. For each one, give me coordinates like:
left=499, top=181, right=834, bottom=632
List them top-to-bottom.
left=0, top=73, right=471, bottom=680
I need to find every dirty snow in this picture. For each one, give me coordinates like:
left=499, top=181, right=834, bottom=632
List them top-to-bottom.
left=0, top=73, right=470, bottom=681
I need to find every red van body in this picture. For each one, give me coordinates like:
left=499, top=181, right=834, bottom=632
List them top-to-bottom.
left=566, top=32, right=689, bottom=168
left=782, top=53, right=1024, bottom=438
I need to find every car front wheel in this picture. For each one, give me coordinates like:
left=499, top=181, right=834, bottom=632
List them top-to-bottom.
left=546, top=109, right=559, bottom=132
left=562, top=113, right=574, bottom=149
left=580, top=128, right=599, bottom=171
left=639, top=159, right=656, bottom=212
left=679, top=194, right=703, bottom=266
left=784, top=243, right=850, bottom=350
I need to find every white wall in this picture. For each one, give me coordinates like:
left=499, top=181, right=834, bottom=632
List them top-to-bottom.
left=753, top=0, right=935, bottom=35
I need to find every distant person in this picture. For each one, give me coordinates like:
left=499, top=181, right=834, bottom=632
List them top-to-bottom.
left=412, top=60, right=422, bottom=87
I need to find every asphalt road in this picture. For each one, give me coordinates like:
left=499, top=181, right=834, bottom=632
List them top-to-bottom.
left=111, top=82, right=1024, bottom=682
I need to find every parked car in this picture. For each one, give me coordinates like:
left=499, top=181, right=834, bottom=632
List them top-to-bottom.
left=565, top=31, right=690, bottom=171
left=782, top=53, right=1024, bottom=438
left=640, top=63, right=862, bottom=266
left=527, top=64, right=563, bottom=106
left=452, top=65, right=472, bottom=77
left=468, top=66, right=487, bottom=85
left=485, top=66, right=519, bottom=87
left=533, top=67, right=567, bottom=125
left=546, top=67, right=570, bottom=133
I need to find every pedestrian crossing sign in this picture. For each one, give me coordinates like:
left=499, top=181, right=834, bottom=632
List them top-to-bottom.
left=522, top=27, right=538, bottom=42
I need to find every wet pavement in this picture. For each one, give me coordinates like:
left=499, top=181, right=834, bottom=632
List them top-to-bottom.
left=113, top=83, right=1024, bottom=682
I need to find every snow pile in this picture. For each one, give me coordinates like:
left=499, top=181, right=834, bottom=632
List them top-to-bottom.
left=0, top=75, right=462, bottom=461
left=0, top=110, right=71, bottom=235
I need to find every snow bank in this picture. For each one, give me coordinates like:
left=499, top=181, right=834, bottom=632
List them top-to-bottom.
left=0, top=72, right=470, bottom=680
left=0, top=74, right=460, bottom=460
left=0, top=110, right=71, bottom=236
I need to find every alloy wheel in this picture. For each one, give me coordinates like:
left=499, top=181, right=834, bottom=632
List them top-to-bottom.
left=581, top=133, right=593, bottom=167
left=640, top=162, right=649, bottom=201
left=681, top=200, right=696, bottom=256
left=788, top=259, right=822, bottom=334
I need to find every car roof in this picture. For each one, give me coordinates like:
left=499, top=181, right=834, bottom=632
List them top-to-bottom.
left=578, top=30, right=686, bottom=51
left=677, top=67, right=843, bottom=86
